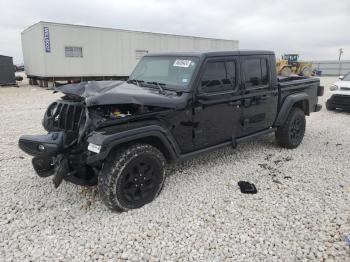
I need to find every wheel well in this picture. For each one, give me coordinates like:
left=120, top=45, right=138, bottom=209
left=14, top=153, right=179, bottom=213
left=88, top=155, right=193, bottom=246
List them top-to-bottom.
left=293, top=100, right=309, bottom=115
left=111, top=136, right=174, bottom=162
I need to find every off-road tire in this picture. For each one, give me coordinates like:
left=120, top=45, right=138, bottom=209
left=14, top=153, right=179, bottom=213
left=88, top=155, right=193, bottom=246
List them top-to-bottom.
left=326, top=101, right=335, bottom=111
left=275, top=107, right=306, bottom=149
left=98, top=143, right=166, bottom=212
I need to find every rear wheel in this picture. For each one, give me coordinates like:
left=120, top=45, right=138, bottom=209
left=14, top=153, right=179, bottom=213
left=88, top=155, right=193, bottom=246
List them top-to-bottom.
left=275, top=107, right=306, bottom=149
left=98, top=144, right=166, bottom=212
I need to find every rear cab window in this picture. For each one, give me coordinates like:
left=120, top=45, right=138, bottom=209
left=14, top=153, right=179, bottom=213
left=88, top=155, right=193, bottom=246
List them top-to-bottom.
left=244, top=58, right=269, bottom=88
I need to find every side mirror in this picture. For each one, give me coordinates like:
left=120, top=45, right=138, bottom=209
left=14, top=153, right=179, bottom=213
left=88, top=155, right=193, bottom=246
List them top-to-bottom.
left=339, top=75, right=344, bottom=80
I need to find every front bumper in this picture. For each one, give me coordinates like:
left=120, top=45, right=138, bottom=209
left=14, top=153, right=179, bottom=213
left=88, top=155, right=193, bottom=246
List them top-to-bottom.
left=326, top=94, right=350, bottom=110
left=18, top=131, right=97, bottom=187
left=18, top=132, right=65, bottom=157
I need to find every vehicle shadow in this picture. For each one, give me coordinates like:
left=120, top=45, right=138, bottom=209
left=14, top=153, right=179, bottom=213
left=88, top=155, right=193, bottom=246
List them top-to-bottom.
left=167, top=133, right=278, bottom=177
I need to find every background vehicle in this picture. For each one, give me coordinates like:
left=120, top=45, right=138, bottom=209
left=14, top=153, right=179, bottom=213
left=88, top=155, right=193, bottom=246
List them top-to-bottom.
left=18, top=51, right=323, bottom=211
left=276, top=54, right=313, bottom=77
left=326, top=72, right=350, bottom=111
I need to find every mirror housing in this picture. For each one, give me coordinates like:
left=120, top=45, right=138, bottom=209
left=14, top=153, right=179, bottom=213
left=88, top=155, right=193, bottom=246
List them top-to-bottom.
left=339, top=75, right=344, bottom=80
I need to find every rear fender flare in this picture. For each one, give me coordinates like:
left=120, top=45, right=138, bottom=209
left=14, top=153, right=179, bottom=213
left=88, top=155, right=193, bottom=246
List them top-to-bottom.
left=275, top=93, right=309, bottom=126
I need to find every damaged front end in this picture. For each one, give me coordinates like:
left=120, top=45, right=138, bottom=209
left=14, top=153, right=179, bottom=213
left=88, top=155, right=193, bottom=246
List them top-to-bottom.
left=18, top=80, right=180, bottom=188
left=19, top=99, right=97, bottom=187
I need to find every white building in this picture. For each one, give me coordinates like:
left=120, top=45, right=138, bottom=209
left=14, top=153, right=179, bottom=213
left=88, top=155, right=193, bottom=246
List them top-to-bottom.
left=21, top=21, right=239, bottom=86
left=311, top=60, right=350, bottom=76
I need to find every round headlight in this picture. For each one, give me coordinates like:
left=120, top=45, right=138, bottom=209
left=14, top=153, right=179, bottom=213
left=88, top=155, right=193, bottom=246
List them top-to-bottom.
left=329, top=85, right=339, bottom=91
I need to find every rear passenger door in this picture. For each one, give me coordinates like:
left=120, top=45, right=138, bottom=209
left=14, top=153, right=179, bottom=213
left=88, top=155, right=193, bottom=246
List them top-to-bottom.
left=240, top=56, right=278, bottom=135
left=192, top=57, right=242, bottom=149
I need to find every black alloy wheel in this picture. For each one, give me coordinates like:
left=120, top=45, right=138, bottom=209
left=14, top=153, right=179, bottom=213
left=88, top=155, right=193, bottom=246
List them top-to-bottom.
left=275, top=107, right=306, bottom=149
left=289, top=115, right=304, bottom=145
left=98, top=143, right=166, bottom=211
left=120, top=157, right=160, bottom=205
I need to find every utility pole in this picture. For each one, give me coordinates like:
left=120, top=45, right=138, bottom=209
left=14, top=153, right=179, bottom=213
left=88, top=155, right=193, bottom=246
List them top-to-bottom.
left=338, top=48, right=343, bottom=76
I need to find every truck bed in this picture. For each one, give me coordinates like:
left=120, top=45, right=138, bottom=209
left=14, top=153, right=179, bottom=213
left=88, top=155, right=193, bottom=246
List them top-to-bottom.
left=277, top=76, right=321, bottom=115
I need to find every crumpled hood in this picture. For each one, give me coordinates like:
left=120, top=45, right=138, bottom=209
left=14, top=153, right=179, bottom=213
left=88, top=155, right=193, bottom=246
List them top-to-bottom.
left=55, top=81, right=187, bottom=108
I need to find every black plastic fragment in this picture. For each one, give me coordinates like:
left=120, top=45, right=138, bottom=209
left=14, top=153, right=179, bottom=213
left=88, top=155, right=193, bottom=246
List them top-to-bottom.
left=32, top=156, right=55, bottom=177
left=53, top=158, right=69, bottom=188
left=238, top=181, right=257, bottom=194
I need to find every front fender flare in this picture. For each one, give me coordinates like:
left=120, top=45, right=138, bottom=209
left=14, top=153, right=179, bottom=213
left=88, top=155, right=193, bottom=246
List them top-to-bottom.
left=274, top=92, right=309, bottom=126
left=86, top=125, right=180, bottom=164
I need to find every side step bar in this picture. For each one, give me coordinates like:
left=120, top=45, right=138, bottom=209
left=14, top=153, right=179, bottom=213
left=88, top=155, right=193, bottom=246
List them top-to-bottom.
left=179, top=127, right=276, bottom=162
left=236, top=127, right=276, bottom=143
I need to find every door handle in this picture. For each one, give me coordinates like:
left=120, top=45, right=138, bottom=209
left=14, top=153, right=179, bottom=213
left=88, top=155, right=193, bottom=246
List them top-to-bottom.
left=228, top=101, right=241, bottom=106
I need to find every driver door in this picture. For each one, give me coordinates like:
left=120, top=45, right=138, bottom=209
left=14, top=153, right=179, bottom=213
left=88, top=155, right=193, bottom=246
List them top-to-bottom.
left=192, top=57, right=242, bottom=149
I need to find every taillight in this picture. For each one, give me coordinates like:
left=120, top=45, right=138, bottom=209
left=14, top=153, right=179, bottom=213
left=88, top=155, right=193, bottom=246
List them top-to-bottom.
left=317, top=85, right=324, bottom=96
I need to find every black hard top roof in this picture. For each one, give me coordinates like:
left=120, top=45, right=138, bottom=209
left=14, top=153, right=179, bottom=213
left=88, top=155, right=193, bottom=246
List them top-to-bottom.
left=145, top=50, right=274, bottom=58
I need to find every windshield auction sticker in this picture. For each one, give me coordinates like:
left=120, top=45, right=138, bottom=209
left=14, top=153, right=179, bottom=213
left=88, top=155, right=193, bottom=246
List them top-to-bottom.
left=173, top=60, right=192, bottom=68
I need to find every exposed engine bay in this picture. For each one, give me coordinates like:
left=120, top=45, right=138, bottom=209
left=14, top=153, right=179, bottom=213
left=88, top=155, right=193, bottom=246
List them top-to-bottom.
left=89, top=103, right=164, bottom=127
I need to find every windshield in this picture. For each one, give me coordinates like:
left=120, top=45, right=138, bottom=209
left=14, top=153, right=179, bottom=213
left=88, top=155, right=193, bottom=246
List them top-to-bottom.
left=129, top=56, right=199, bottom=89
left=343, top=72, right=350, bottom=81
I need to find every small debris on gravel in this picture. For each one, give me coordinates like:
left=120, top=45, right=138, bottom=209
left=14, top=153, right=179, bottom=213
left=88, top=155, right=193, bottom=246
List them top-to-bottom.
left=1, top=77, right=350, bottom=261
left=264, top=153, right=273, bottom=161
left=283, top=156, right=292, bottom=161
left=274, top=159, right=282, bottom=165
left=258, top=163, right=268, bottom=169
left=272, top=179, right=282, bottom=184
left=237, top=181, right=258, bottom=194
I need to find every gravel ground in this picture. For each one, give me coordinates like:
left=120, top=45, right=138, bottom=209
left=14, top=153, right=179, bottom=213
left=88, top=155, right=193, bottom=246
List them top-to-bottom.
left=0, top=77, right=349, bottom=261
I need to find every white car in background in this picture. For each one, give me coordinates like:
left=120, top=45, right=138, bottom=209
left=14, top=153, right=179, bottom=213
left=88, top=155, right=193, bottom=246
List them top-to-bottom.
left=326, top=72, right=350, bottom=111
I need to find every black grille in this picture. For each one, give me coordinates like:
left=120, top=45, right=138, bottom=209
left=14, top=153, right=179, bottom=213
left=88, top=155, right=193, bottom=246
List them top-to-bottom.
left=331, top=95, right=350, bottom=106
left=43, top=100, right=85, bottom=132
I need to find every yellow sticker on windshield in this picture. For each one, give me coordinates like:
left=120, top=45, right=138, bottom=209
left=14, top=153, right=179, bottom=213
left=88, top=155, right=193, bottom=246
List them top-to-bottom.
left=173, top=60, right=192, bottom=68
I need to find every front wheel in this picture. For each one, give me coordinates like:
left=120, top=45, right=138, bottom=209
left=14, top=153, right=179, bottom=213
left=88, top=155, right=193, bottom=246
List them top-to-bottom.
left=275, top=107, right=306, bottom=149
left=98, top=144, right=166, bottom=212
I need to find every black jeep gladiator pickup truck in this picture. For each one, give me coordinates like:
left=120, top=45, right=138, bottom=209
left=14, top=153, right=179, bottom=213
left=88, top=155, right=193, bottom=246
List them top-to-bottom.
left=19, top=50, right=323, bottom=211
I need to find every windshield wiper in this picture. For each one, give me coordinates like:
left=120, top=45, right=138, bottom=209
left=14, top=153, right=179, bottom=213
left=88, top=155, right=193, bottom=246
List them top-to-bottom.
left=127, top=79, right=144, bottom=87
left=128, top=79, right=168, bottom=94
left=146, top=81, right=166, bottom=94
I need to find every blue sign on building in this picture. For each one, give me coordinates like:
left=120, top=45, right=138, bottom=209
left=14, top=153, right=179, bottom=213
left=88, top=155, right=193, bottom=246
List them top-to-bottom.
left=43, top=27, right=51, bottom=53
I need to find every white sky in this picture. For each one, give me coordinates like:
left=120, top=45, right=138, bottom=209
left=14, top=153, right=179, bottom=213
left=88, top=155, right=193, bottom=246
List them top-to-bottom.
left=1, top=0, right=349, bottom=64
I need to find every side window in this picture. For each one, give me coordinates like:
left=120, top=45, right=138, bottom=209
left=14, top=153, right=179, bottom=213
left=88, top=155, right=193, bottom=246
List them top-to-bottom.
left=244, top=58, right=269, bottom=88
left=200, top=61, right=236, bottom=93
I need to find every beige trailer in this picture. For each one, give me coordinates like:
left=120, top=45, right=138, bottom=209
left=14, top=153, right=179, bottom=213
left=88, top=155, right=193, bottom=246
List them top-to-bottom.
left=21, top=21, right=239, bottom=86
